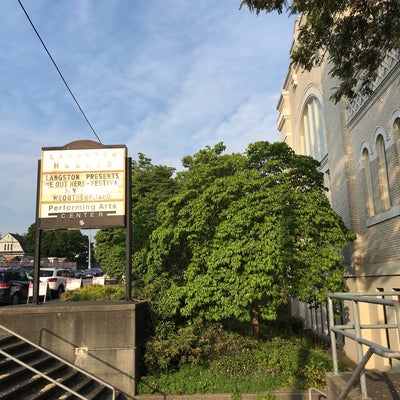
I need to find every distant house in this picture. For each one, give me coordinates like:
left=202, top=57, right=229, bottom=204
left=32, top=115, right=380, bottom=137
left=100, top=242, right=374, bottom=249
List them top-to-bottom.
left=0, top=233, right=27, bottom=257
left=0, top=233, right=28, bottom=267
left=0, top=234, right=77, bottom=269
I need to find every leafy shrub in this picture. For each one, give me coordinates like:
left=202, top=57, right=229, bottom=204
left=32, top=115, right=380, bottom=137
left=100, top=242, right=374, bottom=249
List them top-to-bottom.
left=61, top=284, right=125, bottom=301
left=260, top=315, right=305, bottom=337
left=138, top=321, right=344, bottom=395
left=144, top=321, right=212, bottom=374
left=144, top=321, right=262, bottom=376
left=298, top=347, right=335, bottom=388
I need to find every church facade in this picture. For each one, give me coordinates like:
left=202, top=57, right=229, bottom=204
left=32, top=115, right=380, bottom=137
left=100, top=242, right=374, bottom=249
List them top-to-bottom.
left=277, top=15, right=400, bottom=369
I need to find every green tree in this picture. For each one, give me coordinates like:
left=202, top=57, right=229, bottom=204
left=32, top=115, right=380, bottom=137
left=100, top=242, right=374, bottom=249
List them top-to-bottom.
left=240, top=0, right=400, bottom=102
left=147, top=142, right=355, bottom=339
left=94, top=153, right=176, bottom=279
left=131, top=154, right=177, bottom=277
left=24, top=223, right=88, bottom=265
left=93, top=228, right=126, bottom=278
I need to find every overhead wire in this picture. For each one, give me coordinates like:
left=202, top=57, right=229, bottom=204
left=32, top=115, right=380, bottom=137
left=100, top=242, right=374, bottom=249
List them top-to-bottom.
left=17, top=0, right=102, bottom=144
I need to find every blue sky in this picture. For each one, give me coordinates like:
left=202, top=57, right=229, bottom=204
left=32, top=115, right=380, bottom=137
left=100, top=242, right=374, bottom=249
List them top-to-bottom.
left=0, top=1, right=294, bottom=235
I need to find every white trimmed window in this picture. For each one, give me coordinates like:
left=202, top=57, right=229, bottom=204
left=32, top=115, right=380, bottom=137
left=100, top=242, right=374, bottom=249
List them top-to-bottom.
left=300, top=97, right=327, bottom=161
left=394, top=117, right=400, bottom=164
left=376, top=135, right=391, bottom=210
left=362, top=148, right=375, bottom=217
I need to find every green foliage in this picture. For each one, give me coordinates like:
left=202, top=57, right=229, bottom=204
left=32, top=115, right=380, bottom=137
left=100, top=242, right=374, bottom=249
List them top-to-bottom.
left=240, top=0, right=400, bottom=101
left=52, top=139, right=355, bottom=396
left=147, top=141, right=355, bottom=338
left=132, top=153, right=177, bottom=255
left=94, top=154, right=176, bottom=279
left=24, top=223, right=88, bottom=265
left=93, top=228, right=126, bottom=279
left=60, top=284, right=125, bottom=302
left=261, top=314, right=305, bottom=336
left=144, top=321, right=212, bottom=375
left=137, top=322, right=345, bottom=395
left=139, top=362, right=281, bottom=396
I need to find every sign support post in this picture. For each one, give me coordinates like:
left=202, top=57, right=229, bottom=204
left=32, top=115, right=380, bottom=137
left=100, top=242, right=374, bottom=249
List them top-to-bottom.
left=125, top=157, right=132, bottom=301
left=33, top=160, right=42, bottom=304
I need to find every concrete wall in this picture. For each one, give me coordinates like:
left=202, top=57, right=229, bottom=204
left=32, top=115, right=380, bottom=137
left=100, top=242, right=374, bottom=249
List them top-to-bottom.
left=0, top=300, right=148, bottom=398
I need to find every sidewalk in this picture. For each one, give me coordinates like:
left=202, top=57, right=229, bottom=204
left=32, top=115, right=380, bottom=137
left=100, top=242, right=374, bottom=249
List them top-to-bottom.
left=327, top=370, right=400, bottom=399
left=135, top=371, right=400, bottom=400
left=135, top=390, right=324, bottom=400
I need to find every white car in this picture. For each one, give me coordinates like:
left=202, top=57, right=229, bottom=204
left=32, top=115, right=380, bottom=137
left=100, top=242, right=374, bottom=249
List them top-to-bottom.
left=39, top=268, right=75, bottom=298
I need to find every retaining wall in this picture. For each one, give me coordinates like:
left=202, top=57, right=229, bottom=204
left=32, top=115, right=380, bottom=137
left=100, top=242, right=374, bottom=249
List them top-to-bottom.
left=0, top=300, right=148, bottom=398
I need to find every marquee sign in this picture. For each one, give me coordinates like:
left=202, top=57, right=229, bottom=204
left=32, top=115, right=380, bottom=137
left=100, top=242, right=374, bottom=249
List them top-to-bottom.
left=38, top=140, right=127, bottom=229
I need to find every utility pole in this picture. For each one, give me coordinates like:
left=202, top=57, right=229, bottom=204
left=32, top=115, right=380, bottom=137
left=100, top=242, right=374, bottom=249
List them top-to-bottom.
left=88, top=230, right=92, bottom=269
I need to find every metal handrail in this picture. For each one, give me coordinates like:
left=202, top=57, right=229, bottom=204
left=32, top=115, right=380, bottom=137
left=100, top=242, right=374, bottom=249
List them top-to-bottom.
left=328, top=292, right=400, bottom=400
left=0, top=324, right=116, bottom=400
left=308, top=387, right=326, bottom=399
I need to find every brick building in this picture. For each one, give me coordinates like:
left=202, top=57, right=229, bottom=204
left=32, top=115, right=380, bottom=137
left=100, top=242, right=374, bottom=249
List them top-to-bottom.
left=277, top=15, right=400, bottom=369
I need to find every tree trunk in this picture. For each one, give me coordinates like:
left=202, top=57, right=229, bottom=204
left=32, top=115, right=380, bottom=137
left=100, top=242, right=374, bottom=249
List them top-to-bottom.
left=251, top=301, right=260, bottom=341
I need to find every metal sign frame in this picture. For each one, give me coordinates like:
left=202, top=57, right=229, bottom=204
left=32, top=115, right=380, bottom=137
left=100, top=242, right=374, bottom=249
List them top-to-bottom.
left=33, top=140, right=132, bottom=303
left=38, top=140, right=127, bottom=230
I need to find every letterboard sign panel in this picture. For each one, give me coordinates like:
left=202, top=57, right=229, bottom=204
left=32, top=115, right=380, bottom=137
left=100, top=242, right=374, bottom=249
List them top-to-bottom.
left=38, top=140, right=127, bottom=229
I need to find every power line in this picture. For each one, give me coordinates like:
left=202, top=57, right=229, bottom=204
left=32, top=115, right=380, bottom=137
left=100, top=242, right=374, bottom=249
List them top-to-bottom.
left=17, top=0, right=102, bottom=144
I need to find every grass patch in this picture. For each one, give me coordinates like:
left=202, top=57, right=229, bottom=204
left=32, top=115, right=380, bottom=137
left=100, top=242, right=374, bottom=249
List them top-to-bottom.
left=138, top=326, right=348, bottom=395
left=139, top=363, right=281, bottom=395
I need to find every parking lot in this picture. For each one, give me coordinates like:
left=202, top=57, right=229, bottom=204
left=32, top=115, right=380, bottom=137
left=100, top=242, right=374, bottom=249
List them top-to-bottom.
left=0, top=266, right=108, bottom=306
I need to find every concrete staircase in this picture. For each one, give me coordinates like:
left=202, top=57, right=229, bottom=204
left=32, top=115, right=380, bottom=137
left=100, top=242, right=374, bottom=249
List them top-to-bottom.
left=0, top=335, right=124, bottom=400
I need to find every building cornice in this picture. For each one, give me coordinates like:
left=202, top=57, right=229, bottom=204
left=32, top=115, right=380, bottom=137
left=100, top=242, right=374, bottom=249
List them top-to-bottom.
left=345, top=50, right=400, bottom=125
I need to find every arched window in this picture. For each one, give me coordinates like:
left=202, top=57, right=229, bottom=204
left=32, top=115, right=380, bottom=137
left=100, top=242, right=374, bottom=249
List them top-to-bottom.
left=300, top=97, right=327, bottom=161
left=394, top=117, right=400, bottom=164
left=376, top=135, right=391, bottom=210
left=362, top=148, right=375, bottom=217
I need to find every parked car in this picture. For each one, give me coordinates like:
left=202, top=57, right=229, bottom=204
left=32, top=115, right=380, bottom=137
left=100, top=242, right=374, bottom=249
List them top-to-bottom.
left=22, top=265, right=35, bottom=275
left=0, top=267, right=32, bottom=305
left=39, top=268, right=75, bottom=298
left=83, top=268, right=104, bottom=278
left=73, top=269, right=86, bottom=279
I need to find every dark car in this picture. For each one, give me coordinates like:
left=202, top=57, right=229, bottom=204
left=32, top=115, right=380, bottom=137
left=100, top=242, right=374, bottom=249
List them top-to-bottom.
left=0, top=267, right=32, bottom=305
left=83, top=268, right=104, bottom=278
left=73, top=269, right=86, bottom=279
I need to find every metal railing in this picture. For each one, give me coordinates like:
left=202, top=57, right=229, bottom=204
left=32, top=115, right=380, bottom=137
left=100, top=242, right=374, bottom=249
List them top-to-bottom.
left=328, top=292, right=400, bottom=400
left=0, top=324, right=117, bottom=400
left=308, top=387, right=327, bottom=399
